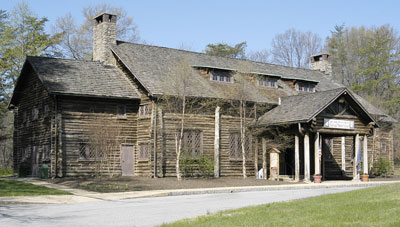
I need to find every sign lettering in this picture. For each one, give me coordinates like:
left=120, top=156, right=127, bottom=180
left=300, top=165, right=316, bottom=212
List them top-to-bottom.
left=324, top=118, right=354, bottom=130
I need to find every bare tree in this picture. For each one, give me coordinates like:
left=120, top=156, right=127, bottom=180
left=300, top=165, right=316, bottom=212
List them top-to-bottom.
left=52, top=3, right=141, bottom=60
left=271, top=28, right=322, bottom=68
left=247, top=49, right=271, bottom=63
left=159, top=57, right=194, bottom=180
left=230, top=62, right=254, bottom=178
left=88, top=116, right=125, bottom=178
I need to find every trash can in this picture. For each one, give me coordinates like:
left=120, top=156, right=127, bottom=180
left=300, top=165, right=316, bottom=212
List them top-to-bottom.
left=39, top=164, right=49, bottom=179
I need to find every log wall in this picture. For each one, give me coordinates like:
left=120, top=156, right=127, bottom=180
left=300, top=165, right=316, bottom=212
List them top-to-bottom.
left=13, top=64, right=54, bottom=176
left=59, top=96, right=138, bottom=177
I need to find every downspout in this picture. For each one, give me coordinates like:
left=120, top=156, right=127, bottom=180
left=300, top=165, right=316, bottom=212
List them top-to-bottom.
left=153, top=102, right=157, bottom=177
left=298, top=123, right=304, bottom=136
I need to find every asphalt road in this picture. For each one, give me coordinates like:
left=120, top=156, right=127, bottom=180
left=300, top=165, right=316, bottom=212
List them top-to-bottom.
left=0, top=186, right=362, bottom=227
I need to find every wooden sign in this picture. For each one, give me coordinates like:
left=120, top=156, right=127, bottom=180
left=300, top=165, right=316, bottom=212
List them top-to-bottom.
left=324, top=118, right=354, bottom=129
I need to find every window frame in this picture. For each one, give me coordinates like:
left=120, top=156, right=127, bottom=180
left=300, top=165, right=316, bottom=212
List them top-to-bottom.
left=210, top=71, right=232, bottom=83
left=258, top=76, right=278, bottom=89
left=138, top=104, right=150, bottom=117
left=179, top=129, right=203, bottom=157
left=229, top=132, right=252, bottom=161
left=138, top=143, right=151, bottom=161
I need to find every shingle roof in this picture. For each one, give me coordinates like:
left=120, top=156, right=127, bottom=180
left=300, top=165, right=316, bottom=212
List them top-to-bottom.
left=111, top=42, right=344, bottom=104
left=112, top=42, right=397, bottom=123
left=26, top=56, right=140, bottom=99
left=255, top=88, right=377, bottom=126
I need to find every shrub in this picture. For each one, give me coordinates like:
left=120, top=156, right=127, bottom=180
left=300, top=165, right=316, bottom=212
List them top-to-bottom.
left=180, top=153, right=214, bottom=178
left=373, top=157, right=392, bottom=177
left=0, top=168, right=13, bottom=177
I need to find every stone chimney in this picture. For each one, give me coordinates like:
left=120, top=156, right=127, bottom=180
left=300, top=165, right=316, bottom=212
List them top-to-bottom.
left=93, top=13, right=117, bottom=65
left=310, top=53, right=332, bottom=76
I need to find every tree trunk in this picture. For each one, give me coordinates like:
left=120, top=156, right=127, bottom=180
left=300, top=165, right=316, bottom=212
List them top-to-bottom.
left=176, top=95, right=186, bottom=181
left=240, top=100, right=247, bottom=178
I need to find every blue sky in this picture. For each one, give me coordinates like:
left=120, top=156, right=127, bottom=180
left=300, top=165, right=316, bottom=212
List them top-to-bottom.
left=2, top=0, right=400, bottom=53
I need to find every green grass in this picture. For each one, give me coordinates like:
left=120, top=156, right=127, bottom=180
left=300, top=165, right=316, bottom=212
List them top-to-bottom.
left=0, top=179, right=72, bottom=197
left=163, top=183, right=400, bottom=227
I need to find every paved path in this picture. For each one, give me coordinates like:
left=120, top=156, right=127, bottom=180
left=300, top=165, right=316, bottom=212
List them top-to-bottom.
left=0, top=186, right=378, bottom=227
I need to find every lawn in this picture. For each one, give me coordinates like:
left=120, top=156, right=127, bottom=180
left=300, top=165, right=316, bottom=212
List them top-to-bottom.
left=0, top=179, right=72, bottom=197
left=164, top=183, right=400, bottom=227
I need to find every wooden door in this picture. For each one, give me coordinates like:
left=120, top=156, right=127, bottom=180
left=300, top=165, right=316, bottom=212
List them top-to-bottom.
left=120, top=144, right=134, bottom=176
left=31, top=146, right=40, bottom=176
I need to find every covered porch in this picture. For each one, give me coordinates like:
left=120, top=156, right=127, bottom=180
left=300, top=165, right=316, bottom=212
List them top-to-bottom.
left=254, top=88, right=377, bottom=182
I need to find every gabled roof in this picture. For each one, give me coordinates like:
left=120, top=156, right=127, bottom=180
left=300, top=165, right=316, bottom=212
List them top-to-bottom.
left=111, top=42, right=343, bottom=104
left=9, top=56, right=141, bottom=107
left=256, top=88, right=377, bottom=126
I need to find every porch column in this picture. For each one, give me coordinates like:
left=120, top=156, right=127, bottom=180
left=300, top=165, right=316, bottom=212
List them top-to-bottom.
left=214, top=106, right=220, bottom=178
left=304, top=132, right=310, bottom=182
left=314, top=132, right=320, bottom=175
left=353, top=134, right=360, bottom=181
left=294, top=135, right=300, bottom=182
left=363, top=135, right=368, bottom=175
left=262, top=137, right=267, bottom=179
left=341, top=137, right=346, bottom=171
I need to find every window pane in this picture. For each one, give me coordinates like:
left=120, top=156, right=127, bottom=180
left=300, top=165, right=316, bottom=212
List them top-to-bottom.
left=219, top=75, right=224, bottom=81
left=225, top=75, right=231, bottom=82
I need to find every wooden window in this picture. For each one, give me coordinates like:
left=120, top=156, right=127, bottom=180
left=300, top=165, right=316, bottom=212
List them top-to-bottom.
left=211, top=72, right=232, bottom=83
left=258, top=76, right=277, bottom=88
left=297, top=82, right=315, bottom=93
left=44, top=104, right=49, bottom=117
left=139, top=104, right=149, bottom=117
left=117, top=105, right=126, bottom=118
left=32, top=107, right=39, bottom=121
left=179, top=130, right=203, bottom=156
left=229, top=133, right=252, bottom=160
left=79, top=143, right=101, bottom=160
left=138, top=144, right=151, bottom=160
left=42, top=145, right=50, bottom=161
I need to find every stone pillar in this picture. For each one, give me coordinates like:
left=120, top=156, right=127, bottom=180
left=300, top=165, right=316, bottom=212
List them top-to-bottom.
left=214, top=106, right=220, bottom=178
left=314, top=132, right=320, bottom=175
left=304, top=133, right=310, bottom=182
left=353, top=134, right=360, bottom=181
left=295, top=135, right=300, bottom=182
left=363, top=135, right=368, bottom=175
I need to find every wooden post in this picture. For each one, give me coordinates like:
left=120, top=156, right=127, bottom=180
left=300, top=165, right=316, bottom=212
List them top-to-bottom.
left=153, top=104, right=157, bottom=177
left=214, top=106, right=220, bottom=178
left=158, top=108, right=164, bottom=177
left=304, top=132, right=310, bottom=182
left=314, top=132, right=320, bottom=175
left=353, top=134, right=360, bottom=181
left=295, top=135, right=300, bottom=182
left=363, top=135, right=368, bottom=175
left=341, top=136, right=346, bottom=171
left=254, top=137, right=258, bottom=178
left=262, top=137, right=267, bottom=179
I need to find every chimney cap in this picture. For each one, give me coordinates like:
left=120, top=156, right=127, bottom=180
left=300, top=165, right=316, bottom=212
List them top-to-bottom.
left=93, top=12, right=117, bottom=20
left=310, top=53, right=329, bottom=58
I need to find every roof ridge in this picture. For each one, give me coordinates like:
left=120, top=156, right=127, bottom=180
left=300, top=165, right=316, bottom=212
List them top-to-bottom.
left=115, top=41, right=327, bottom=75
left=26, top=55, right=97, bottom=64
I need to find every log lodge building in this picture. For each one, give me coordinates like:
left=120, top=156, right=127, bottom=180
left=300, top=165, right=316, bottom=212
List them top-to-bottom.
left=8, top=13, right=396, bottom=182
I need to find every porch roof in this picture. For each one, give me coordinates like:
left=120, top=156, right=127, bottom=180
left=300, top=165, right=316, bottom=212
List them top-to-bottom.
left=255, top=88, right=377, bottom=127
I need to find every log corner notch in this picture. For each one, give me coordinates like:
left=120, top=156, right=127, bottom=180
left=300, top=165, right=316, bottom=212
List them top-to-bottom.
left=214, top=106, right=220, bottom=178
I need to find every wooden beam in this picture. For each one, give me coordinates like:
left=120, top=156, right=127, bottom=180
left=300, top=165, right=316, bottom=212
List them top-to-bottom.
left=214, top=106, right=220, bottom=178
left=314, top=132, right=320, bottom=176
left=304, top=133, right=310, bottom=182
left=353, top=134, right=360, bottom=181
left=295, top=135, right=300, bottom=182
left=363, top=135, right=368, bottom=175
left=341, top=136, right=346, bottom=171
left=254, top=137, right=258, bottom=178
left=262, top=137, right=267, bottom=180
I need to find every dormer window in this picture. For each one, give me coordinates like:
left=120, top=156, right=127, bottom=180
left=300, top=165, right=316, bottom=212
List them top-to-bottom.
left=211, top=71, right=232, bottom=83
left=258, top=76, right=278, bottom=89
left=297, top=82, right=315, bottom=93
